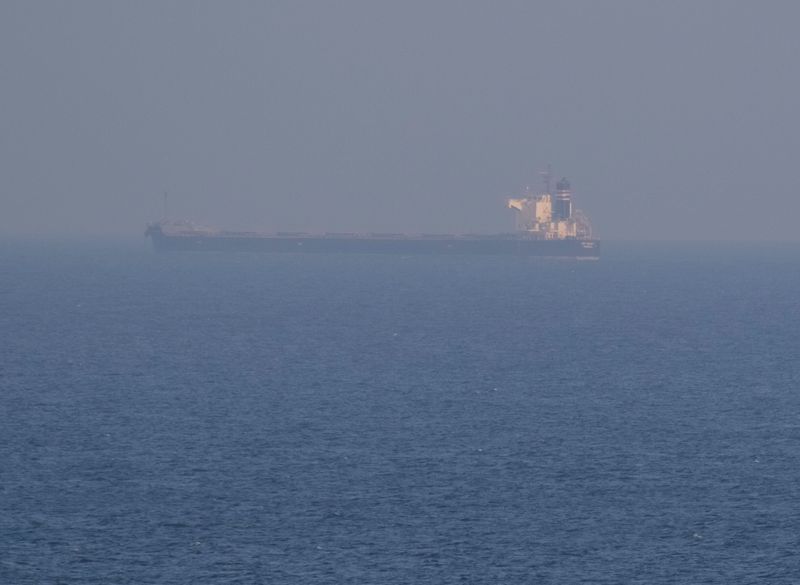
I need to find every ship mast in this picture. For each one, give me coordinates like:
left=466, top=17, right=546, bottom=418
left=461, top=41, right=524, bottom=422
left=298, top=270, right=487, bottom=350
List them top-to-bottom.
left=540, top=163, right=553, bottom=195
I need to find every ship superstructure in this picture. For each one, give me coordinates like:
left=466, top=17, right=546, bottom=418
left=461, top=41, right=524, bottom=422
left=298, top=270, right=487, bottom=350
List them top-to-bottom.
left=146, top=168, right=599, bottom=258
left=506, top=170, right=592, bottom=240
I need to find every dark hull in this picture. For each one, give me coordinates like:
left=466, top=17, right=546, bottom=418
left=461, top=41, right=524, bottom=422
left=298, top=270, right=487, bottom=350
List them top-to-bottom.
left=147, top=228, right=599, bottom=258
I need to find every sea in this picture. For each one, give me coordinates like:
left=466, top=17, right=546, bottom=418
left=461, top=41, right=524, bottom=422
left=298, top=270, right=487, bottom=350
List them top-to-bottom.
left=2, top=240, right=799, bottom=584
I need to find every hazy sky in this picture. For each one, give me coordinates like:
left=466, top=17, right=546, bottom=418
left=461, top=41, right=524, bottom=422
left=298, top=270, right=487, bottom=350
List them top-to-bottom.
left=2, top=1, right=799, bottom=239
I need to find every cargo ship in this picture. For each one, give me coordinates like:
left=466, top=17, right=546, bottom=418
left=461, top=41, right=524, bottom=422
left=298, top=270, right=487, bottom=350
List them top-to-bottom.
left=146, top=171, right=599, bottom=259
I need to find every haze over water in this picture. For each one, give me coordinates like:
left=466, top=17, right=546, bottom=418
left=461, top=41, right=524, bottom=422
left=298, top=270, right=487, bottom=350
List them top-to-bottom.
left=2, top=1, right=800, bottom=239
left=3, top=2, right=800, bottom=583
left=3, top=241, right=800, bottom=583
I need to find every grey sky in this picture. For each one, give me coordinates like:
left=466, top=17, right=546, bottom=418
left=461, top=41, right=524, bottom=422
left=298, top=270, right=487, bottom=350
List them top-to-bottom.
left=2, top=1, right=798, bottom=239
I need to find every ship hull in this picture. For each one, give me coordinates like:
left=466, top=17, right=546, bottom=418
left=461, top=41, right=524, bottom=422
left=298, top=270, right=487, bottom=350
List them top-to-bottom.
left=147, top=228, right=599, bottom=259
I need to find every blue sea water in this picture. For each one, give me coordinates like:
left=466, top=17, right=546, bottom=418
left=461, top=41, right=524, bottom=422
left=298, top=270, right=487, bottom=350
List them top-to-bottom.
left=2, top=241, right=800, bottom=584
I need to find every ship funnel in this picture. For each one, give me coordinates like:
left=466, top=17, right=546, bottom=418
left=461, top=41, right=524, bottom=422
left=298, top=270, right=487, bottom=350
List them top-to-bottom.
left=554, top=177, right=572, bottom=220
